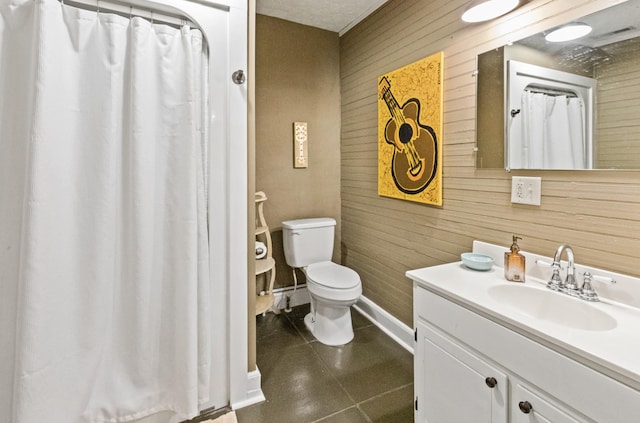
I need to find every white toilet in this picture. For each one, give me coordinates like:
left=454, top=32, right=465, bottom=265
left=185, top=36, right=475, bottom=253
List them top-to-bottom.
left=282, top=217, right=362, bottom=346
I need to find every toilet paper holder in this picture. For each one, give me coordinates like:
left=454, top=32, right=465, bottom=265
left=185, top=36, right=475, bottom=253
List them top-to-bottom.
left=255, top=241, right=267, bottom=259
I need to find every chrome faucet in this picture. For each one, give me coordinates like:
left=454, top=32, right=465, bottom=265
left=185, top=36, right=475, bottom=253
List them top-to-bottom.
left=542, top=244, right=618, bottom=301
left=547, top=244, right=580, bottom=296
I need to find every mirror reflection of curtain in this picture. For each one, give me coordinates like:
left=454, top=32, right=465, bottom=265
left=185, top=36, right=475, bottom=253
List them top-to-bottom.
left=521, top=91, right=586, bottom=169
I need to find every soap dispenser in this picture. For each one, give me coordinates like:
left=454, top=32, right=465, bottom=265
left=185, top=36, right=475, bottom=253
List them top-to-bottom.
left=504, top=235, right=526, bottom=282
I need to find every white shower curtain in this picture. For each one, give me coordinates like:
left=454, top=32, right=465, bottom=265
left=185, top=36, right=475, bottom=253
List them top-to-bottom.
left=0, top=0, right=211, bottom=422
left=521, top=91, right=586, bottom=169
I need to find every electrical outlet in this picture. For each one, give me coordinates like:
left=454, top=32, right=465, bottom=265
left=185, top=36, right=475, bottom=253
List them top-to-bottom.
left=511, top=176, right=541, bottom=205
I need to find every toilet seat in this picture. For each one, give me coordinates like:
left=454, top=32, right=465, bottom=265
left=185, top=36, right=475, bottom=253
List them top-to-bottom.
left=305, top=261, right=362, bottom=302
left=306, top=261, right=360, bottom=289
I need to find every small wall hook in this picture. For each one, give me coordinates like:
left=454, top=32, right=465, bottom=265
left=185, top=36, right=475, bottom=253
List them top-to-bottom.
left=232, top=70, right=246, bottom=85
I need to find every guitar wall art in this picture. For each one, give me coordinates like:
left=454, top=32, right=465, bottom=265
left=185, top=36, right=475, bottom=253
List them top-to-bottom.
left=377, top=52, right=443, bottom=206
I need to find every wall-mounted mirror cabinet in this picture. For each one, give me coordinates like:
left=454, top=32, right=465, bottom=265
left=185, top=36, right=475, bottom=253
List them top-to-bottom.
left=476, top=0, right=640, bottom=170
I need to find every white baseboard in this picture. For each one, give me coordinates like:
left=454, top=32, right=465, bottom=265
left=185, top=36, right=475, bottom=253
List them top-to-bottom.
left=272, top=285, right=310, bottom=311
left=272, top=287, right=414, bottom=355
left=353, top=296, right=414, bottom=355
left=233, top=298, right=413, bottom=411
left=231, top=368, right=265, bottom=410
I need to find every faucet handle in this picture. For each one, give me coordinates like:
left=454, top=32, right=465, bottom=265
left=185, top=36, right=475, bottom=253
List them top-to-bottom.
left=536, top=259, right=564, bottom=291
left=546, top=261, right=565, bottom=291
left=577, top=271, right=617, bottom=285
left=577, top=271, right=616, bottom=302
left=580, top=272, right=599, bottom=302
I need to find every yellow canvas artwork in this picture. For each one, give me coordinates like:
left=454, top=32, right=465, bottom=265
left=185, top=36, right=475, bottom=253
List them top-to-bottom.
left=377, top=52, right=443, bottom=206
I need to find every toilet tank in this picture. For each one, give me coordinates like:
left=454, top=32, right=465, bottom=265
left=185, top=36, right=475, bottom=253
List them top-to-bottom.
left=282, top=217, right=336, bottom=268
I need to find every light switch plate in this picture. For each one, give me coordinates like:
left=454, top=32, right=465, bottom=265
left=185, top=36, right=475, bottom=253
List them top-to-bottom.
left=511, top=176, right=541, bottom=205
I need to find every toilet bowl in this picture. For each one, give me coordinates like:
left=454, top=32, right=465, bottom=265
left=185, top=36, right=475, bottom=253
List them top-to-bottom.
left=282, top=218, right=362, bottom=346
left=303, top=261, right=362, bottom=345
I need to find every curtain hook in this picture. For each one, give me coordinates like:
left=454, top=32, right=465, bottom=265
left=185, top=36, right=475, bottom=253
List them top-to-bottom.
left=96, top=0, right=100, bottom=15
left=129, top=5, right=133, bottom=19
left=150, top=11, right=154, bottom=24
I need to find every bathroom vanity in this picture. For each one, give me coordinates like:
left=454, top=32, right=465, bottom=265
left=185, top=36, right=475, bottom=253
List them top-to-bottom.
left=408, top=241, right=640, bottom=423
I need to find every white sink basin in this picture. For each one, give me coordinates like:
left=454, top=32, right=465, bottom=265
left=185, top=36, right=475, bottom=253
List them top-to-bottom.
left=488, top=284, right=618, bottom=331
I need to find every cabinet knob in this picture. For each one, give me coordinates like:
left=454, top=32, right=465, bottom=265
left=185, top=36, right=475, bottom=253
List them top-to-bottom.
left=485, top=377, right=497, bottom=388
left=519, top=401, right=533, bottom=414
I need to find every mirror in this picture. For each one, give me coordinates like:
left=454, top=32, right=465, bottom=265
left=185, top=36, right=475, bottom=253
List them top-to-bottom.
left=476, top=0, right=640, bottom=170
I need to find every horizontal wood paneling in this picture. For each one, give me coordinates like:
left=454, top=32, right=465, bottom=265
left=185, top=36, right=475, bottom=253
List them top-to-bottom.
left=340, top=0, right=640, bottom=326
left=596, top=37, right=640, bottom=168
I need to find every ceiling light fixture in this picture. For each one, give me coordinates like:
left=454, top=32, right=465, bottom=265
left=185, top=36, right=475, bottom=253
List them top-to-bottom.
left=461, top=0, right=520, bottom=23
left=544, top=23, right=593, bottom=42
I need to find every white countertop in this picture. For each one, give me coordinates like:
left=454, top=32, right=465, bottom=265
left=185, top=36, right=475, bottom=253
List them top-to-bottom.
left=407, top=242, right=640, bottom=391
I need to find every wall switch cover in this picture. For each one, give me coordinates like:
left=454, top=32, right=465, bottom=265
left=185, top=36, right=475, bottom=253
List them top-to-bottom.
left=511, top=176, right=541, bottom=205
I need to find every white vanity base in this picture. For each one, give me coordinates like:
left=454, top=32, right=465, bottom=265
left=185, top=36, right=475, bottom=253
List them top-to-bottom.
left=408, top=241, right=640, bottom=423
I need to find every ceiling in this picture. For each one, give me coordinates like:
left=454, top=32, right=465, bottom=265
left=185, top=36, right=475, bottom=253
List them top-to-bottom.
left=256, top=0, right=389, bottom=36
left=517, top=0, right=640, bottom=55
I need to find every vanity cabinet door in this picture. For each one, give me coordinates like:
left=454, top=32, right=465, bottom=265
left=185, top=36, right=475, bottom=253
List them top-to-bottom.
left=415, top=321, right=508, bottom=423
left=512, top=383, right=587, bottom=423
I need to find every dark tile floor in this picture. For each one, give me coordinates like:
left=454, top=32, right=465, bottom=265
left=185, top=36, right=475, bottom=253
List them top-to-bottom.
left=236, top=304, right=414, bottom=423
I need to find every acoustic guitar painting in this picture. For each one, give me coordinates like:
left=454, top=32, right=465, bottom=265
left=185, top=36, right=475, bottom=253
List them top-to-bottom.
left=378, top=76, right=438, bottom=195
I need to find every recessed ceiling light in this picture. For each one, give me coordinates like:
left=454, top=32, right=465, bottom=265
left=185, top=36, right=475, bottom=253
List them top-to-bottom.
left=461, top=0, right=520, bottom=23
left=545, top=23, right=593, bottom=42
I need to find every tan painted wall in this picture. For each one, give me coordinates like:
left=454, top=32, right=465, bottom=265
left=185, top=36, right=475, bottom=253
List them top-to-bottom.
left=340, top=0, right=640, bottom=327
left=255, top=15, right=342, bottom=291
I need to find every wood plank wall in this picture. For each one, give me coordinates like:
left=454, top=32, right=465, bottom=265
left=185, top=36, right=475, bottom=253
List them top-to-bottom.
left=339, top=0, right=640, bottom=326
left=596, top=37, right=640, bottom=168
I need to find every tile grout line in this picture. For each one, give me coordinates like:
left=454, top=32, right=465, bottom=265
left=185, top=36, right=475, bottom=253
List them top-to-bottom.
left=252, top=306, right=411, bottom=423
left=284, top=307, right=359, bottom=422
left=306, top=323, right=404, bottom=421
left=308, top=340, right=359, bottom=407
left=355, top=381, right=414, bottom=406
left=355, top=404, right=375, bottom=423
left=309, top=405, right=373, bottom=423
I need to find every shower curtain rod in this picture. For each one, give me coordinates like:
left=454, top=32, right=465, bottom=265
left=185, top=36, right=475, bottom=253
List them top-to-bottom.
left=59, top=0, right=195, bottom=27
left=524, top=85, right=578, bottom=98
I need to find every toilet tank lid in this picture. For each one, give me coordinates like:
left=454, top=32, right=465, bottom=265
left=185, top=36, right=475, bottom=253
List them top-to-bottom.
left=282, top=217, right=336, bottom=230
